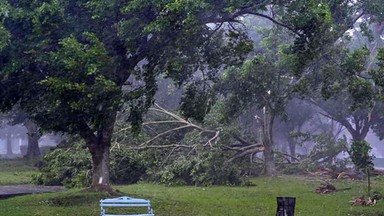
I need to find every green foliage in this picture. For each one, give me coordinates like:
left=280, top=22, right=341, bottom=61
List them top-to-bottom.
left=283, top=1, right=333, bottom=75
left=0, top=24, right=10, bottom=50
left=371, top=48, right=384, bottom=89
left=218, top=55, right=289, bottom=120
left=179, top=83, right=216, bottom=122
left=292, top=133, right=348, bottom=171
left=32, top=139, right=148, bottom=188
left=348, top=140, right=374, bottom=171
left=348, top=140, right=375, bottom=195
left=32, top=141, right=92, bottom=188
left=109, top=147, right=147, bottom=185
left=153, top=151, right=242, bottom=186
left=191, top=151, right=242, bottom=186
left=154, top=156, right=195, bottom=186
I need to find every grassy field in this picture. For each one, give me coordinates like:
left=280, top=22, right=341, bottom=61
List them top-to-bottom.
left=0, top=159, right=384, bottom=215
left=0, top=159, right=39, bottom=185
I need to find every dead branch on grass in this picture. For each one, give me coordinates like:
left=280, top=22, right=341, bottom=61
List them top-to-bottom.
left=314, top=181, right=337, bottom=194
left=350, top=196, right=377, bottom=206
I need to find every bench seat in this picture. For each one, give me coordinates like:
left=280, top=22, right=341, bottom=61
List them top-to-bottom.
left=100, top=196, right=154, bottom=216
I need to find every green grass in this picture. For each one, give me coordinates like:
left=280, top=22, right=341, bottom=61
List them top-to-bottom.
left=0, top=159, right=38, bottom=185
left=0, top=159, right=383, bottom=215
left=0, top=175, right=383, bottom=216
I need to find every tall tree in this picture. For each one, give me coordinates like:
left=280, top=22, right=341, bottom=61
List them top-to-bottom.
left=0, top=0, right=256, bottom=192
left=307, top=46, right=384, bottom=144
left=217, top=51, right=292, bottom=176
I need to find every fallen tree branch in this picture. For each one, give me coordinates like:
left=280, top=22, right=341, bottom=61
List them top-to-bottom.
left=139, top=103, right=219, bottom=146
left=140, top=125, right=191, bottom=146
left=204, top=130, right=220, bottom=147
left=225, top=143, right=263, bottom=152
left=130, top=144, right=196, bottom=150
left=227, top=145, right=265, bottom=163
left=273, top=150, right=300, bottom=162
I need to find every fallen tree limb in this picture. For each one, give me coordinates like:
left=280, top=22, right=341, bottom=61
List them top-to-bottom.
left=227, top=145, right=265, bottom=163
left=273, top=150, right=300, bottom=163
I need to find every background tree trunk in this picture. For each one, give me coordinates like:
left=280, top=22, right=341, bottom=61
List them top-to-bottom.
left=262, top=113, right=277, bottom=176
left=24, top=119, right=41, bottom=158
left=6, top=133, right=13, bottom=156
left=288, top=137, right=296, bottom=158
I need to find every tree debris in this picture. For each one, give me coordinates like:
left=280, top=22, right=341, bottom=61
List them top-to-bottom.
left=306, top=168, right=368, bottom=180
left=314, top=181, right=337, bottom=194
left=350, top=196, right=377, bottom=206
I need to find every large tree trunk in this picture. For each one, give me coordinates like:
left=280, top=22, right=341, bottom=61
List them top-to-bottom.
left=84, top=111, right=117, bottom=193
left=261, top=113, right=277, bottom=176
left=24, top=119, right=41, bottom=158
left=351, top=131, right=367, bottom=143
left=88, top=141, right=112, bottom=192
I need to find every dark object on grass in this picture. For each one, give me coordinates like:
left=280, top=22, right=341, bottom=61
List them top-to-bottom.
left=314, top=181, right=337, bottom=194
left=350, top=195, right=377, bottom=206
left=276, top=197, right=295, bottom=216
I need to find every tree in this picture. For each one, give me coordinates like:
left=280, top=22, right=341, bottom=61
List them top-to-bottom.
left=0, top=0, right=257, bottom=192
left=305, top=44, right=384, bottom=146
left=217, top=51, right=292, bottom=176
left=278, top=99, right=317, bottom=157
left=2, top=109, right=42, bottom=158
left=348, top=140, right=374, bottom=196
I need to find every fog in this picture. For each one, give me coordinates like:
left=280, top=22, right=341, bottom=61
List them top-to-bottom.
left=0, top=124, right=60, bottom=157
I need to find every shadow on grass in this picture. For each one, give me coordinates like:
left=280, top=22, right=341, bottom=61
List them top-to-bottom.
left=39, top=193, right=105, bottom=207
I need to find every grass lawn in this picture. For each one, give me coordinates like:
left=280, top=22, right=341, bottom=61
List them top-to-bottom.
left=0, top=159, right=39, bottom=185
left=1, top=159, right=384, bottom=215
left=0, top=174, right=383, bottom=215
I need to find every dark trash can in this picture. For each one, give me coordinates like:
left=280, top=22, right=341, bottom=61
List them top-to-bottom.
left=276, top=197, right=296, bottom=216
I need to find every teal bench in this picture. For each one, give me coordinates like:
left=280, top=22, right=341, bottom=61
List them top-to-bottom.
left=100, top=196, right=154, bottom=216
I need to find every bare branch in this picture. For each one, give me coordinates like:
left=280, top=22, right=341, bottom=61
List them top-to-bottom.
left=247, top=12, right=299, bottom=36
left=135, top=103, right=219, bottom=146
left=149, top=103, right=216, bottom=133
left=141, top=124, right=191, bottom=146
left=204, top=130, right=220, bottom=147
left=225, top=143, right=263, bottom=152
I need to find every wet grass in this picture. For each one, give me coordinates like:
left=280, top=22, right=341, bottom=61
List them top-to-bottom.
left=0, top=159, right=38, bottom=185
left=1, top=159, right=384, bottom=215
left=0, top=175, right=383, bottom=215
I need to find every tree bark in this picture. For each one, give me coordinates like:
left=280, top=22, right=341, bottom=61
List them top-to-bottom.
left=83, top=111, right=117, bottom=193
left=262, top=113, right=277, bottom=176
left=24, top=119, right=41, bottom=158
left=350, top=130, right=367, bottom=143
left=6, top=133, right=13, bottom=155
left=287, top=137, right=296, bottom=158
left=88, top=141, right=112, bottom=192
